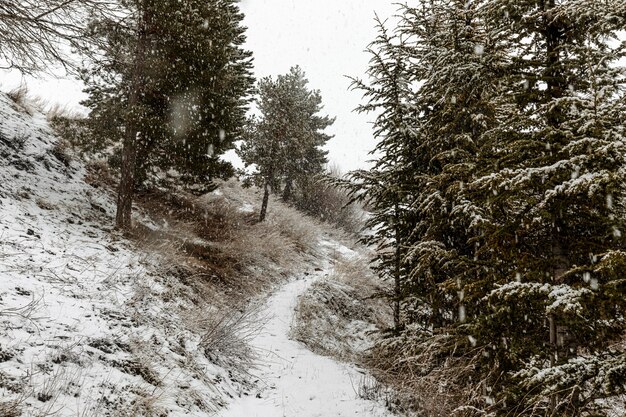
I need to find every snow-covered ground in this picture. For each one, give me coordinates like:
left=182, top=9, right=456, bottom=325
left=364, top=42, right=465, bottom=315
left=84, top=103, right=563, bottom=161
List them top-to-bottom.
left=0, top=93, right=395, bottom=416
left=0, top=94, right=247, bottom=416
left=221, top=240, right=394, bottom=417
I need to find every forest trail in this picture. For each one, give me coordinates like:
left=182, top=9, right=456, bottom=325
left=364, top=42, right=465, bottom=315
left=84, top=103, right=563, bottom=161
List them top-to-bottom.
left=220, top=240, right=394, bottom=417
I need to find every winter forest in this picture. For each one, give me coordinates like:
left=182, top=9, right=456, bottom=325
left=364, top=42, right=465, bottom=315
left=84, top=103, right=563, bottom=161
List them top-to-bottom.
left=0, top=1, right=625, bottom=416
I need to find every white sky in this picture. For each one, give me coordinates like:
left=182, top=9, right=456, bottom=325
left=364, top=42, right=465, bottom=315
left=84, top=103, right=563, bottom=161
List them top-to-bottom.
left=239, top=0, right=398, bottom=171
left=0, top=1, right=399, bottom=172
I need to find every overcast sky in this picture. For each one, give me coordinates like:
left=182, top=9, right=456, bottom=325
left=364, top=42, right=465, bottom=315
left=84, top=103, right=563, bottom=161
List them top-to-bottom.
left=239, top=0, right=398, bottom=171
left=1, top=1, right=399, bottom=172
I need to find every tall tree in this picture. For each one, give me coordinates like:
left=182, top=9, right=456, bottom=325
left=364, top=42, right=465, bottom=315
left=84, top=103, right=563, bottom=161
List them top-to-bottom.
left=82, top=0, right=254, bottom=230
left=352, top=0, right=626, bottom=414
left=470, top=1, right=626, bottom=414
left=345, top=15, right=418, bottom=331
left=239, top=66, right=333, bottom=222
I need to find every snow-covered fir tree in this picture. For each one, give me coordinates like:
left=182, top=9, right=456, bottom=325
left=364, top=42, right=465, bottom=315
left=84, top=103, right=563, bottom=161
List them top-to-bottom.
left=352, top=0, right=626, bottom=415
left=398, top=0, right=500, bottom=331
left=469, top=1, right=626, bottom=414
left=344, top=14, right=419, bottom=330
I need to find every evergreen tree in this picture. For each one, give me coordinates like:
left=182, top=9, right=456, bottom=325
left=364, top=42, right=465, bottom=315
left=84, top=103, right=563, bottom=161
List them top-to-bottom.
left=82, top=0, right=254, bottom=229
left=348, top=0, right=499, bottom=335
left=398, top=0, right=499, bottom=331
left=353, top=1, right=626, bottom=414
left=470, top=1, right=626, bottom=414
left=345, top=15, right=418, bottom=331
left=239, top=66, right=333, bottom=222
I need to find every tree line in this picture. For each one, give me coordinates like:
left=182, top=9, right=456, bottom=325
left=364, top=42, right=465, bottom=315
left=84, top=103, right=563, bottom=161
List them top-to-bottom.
left=1, top=0, right=335, bottom=229
left=343, top=1, right=626, bottom=415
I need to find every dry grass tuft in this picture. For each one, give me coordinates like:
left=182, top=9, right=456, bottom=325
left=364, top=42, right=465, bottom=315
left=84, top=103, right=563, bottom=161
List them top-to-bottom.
left=7, top=84, right=33, bottom=114
left=6, top=85, right=56, bottom=117
left=49, top=138, right=72, bottom=167
left=84, top=159, right=116, bottom=189
left=265, top=203, right=321, bottom=255
left=292, top=253, right=391, bottom=362
left=183, top=302, right=265, bottom=370
left=366, top=328, right=487, bottom=416
left=0, top=400, right=21, bottom=417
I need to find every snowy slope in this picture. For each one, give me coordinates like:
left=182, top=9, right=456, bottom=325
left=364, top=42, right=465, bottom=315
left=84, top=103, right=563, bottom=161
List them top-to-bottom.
left=0, top=93, right=244, bottom=416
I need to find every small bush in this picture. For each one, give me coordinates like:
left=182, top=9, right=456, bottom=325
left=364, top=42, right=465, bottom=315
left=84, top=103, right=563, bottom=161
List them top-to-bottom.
left=7, top=84, right=34, bottom=114
left=48, top=115, right=100, bottom=157
left=49, top=139, right=72, bottom=167
left=293, top=166, right=366, bottom=235
left=267, top=203, right=321, bottom=254
left=218, top=223, right=297, bottom=273
left=292, top=255, right=390, bottom=361
left=194, top=305, right=262, bottom=369
left=367, top=327, right=486, bottom=416
left=0, top=401, right=21, bottom=417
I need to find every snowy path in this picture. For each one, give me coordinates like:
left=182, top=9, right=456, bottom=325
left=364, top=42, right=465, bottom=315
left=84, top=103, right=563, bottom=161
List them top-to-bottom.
left=220, top=243, right=394, bottom=417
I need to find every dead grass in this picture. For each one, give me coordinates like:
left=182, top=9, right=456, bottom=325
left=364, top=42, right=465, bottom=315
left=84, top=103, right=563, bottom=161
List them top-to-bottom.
left=7, top=84, right=34, bottom=115
left=6, top=85, right=65, bottom=118
left=84, top=159, right=116, bottom=189
left=294, top=165, right=367, bottom=235
left=124, top=179, right=327, bottom=301
left=265, top=203, right=321, bottom=255
left=292, top=253, right=391, bottom=362
left=182, top=302, right=266, bottom=370
left=366, top=328, right=487, bottom=417
left=0, top=400, right=22, bottom=417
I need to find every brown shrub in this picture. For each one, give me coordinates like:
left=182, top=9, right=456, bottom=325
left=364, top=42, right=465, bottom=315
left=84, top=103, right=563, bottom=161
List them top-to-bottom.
left=367, top=329, right=487, bottom=417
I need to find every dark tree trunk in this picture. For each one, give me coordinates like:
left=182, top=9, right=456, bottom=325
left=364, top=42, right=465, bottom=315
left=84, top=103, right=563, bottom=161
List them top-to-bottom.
left=543, top=0, right=569, bottom=412
left=115, top=3, right=149, bottom=231
left=115, top=129, right=138, bottom=230
left=282, top=177, right=293, bottom=202
left=259, top=182, right=270, bottom=222
left=393, top=202, right=402, bottom=332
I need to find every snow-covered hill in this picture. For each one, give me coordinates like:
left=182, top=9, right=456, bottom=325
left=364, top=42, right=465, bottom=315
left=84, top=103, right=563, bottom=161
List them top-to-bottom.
left=0, top=93, right=258, bottom=416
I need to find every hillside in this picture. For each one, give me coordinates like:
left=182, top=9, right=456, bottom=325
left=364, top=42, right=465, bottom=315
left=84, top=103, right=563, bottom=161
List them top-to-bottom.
left=0, top=93, right=392, bottom=416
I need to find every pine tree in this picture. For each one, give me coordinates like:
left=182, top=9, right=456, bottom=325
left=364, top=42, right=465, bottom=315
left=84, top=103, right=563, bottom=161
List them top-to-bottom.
left=82, top=0, right=254, bottom=229
left=150, top=0, right=254, bottom=187
left=348, top=0, right=499, bottom=333
left=353, top=0, right=626, bottom=414
left=396, top=0, right=500, bottom=332
left=468, top=1, right=626, bottom=414
left=345, top=15, right=418, bottom=331
left=238, top=66, right=333, bottom=222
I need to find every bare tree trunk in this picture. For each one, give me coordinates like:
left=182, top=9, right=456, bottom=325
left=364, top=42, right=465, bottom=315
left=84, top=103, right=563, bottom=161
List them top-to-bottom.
left=115, top=3, right=148, bottom=231
left=259, top=182, right=270, bottom=222
left=393, top=201, right=402, bottom=332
